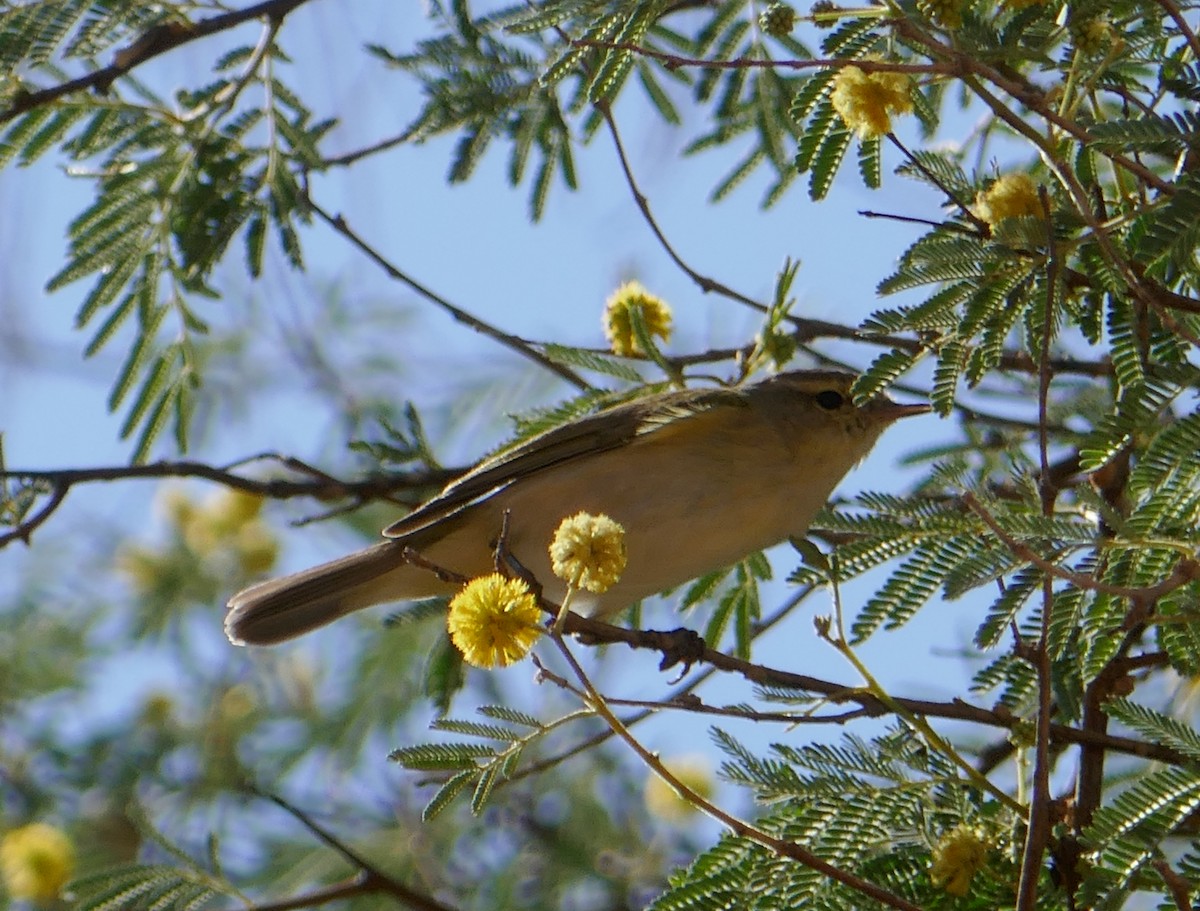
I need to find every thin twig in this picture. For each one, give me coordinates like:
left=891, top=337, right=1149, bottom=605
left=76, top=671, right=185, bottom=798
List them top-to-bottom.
left=0, top=0, right=316, bottom=125
left=1153, top=0, right=1200, bottom=75
left=575, top=40, right=948, bottom=76
left=597, top=102, right=767, bottom=315
left=886, top=132, right=988, bottom=231
left=304, top=196, right=590, bottom=390
left=858, top=209, right=976, bottom=232
left=0, top=459, right=461, bottom=548
left=0, top=482, right=66, bottom=548
left=961, top=492, right=1199, bottom=604
left=502, top=585, right=816, bottom=786
left=598, top=693, right=872, bottom=725
left=255, top=790, right=459, bottom=911
left=1153, top=858, right=1193, bottom=911
left=243, top=874, right=376, bottom=911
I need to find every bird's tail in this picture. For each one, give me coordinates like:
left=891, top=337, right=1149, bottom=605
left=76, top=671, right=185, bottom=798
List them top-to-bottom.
left=225, top=541, right=420, bottom=645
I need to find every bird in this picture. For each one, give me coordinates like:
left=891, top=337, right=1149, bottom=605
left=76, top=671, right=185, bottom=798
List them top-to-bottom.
left=224, top=370, right=929, bottom=645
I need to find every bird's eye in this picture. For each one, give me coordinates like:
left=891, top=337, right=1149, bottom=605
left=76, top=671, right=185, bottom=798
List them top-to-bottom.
left=815, top=390, right=845, bottom=410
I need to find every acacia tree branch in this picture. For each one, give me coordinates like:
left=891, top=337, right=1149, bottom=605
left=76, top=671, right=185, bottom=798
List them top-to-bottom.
left=0, top=0, right=317, bottom=125
left=1152, top=0, right=1200, bottom=60
left=890, top=20, right=1174, bottom=196
left=576, top=40, right=948, bottom=76
left=596, top=100, right=768, bottom=316
left=598, top=100, right=1115, bottom=380
left=1014, top=188, right=1060, bottom=911
left=0, top=458, right=462, bottom=548
left=394, top=538, right=1189, bottom=776
left=401, top=540, right=1189, bottom=768
left=500, top=583, right=818, bottom=787
left=553, top=611, right=1187, bottom=767
left=254, top=790, right=459, bottom=911
left=1153, top=858, right=1193, bottom=911
left=242, top=874, right=377, bottom=911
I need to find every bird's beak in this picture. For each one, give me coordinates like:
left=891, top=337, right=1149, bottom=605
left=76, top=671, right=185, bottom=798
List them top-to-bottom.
left=874, top=402, right=933, bottom=422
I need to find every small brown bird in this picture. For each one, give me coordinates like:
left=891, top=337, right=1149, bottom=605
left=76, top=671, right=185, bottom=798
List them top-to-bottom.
left=225, top=371, right=928, bottom=645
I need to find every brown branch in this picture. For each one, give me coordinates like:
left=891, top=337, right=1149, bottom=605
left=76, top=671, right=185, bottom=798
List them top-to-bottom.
left=0, top=0, right=317, bottom=126
left=1152, top=0, right=1200, bottom=64
left=892, top=20, right=1174, bottom=196
left=575, top=40, right=948, bottom=76
left=591, top=46, right=1115, bottom=382
left=1015, top=189, right=1059, bottom=911
left=303, top=196, right=590, bottom=391
left=655, top=333, right=1111, bottom=381
left=0, top=458, right=462, bottom=548
left=0, top=482, right=67, bottom=548
left=411, top=537, right=1189, bottom=769
left=502, top=585, right=818, bottom=786
left=555, top=612, right=1188, bottom=766
left=599, top=692, right=872, bottom=725
left=255, top=790, right=458, bottom=911
left=1153, top=859, right=1193, bottom=911
left=243, top=874, right=377, bottom=911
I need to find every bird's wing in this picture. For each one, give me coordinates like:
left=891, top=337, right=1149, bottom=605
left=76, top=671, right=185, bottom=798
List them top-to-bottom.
left=383, top=385, right=746, bottom=539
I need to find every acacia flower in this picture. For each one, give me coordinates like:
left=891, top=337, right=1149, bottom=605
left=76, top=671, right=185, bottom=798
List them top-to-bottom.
left=917, top=0, right=963, bottom=29
left=760, top=2, right=796, bottom=37
left=830, top=66, right=913, bottom=138
left=974, top=173, right=1041, bottom=227
left=603, top=281, right=672, bottom=357
left=549, top=512, right=628, bottom=594
left=447, top=574, right=543, bottom=668
left=0, top=822, right=75, bottom=903
left=930, top=825, right=988, bottom=896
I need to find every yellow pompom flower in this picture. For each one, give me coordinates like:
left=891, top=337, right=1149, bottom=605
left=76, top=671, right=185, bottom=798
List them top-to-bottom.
left=830, top=66, right=913, bottom=138
left=974, top=173, right=1041, bottom=227
left=603, top=281, right=673, bottom=357
left=549, top=512, right=628, bottom=594
left=447, top=574, right=543, bottom=668
left=644, top=755, right=716, bottom=823
left=1, top=822, right=75, bottom=903
left=930, top=825, right=989, bottom=896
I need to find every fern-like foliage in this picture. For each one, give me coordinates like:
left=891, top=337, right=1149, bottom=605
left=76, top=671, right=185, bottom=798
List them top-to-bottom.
left=3, top=30, right=330, bottom=460
left=390, top=704, right=582, bottom=818
left=649, top=725, right=1024, bottom=910
left=1082, top=766, right=1200, bottom=902
left=67, top=864, right=229, bottom=911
